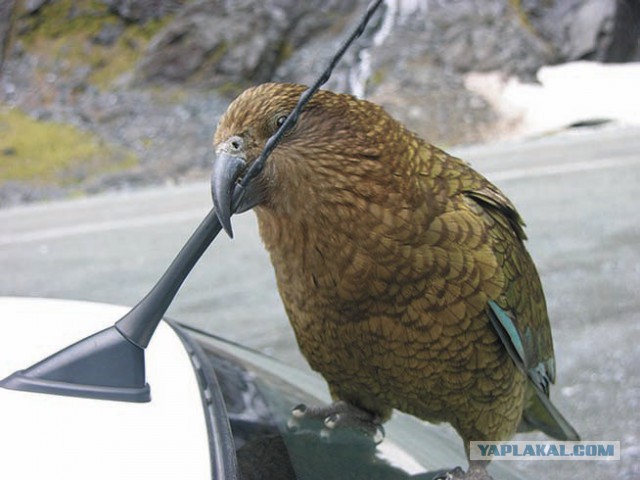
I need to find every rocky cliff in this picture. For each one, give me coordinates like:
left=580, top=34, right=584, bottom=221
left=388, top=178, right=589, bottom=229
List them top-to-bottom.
left=1, top=0, right=638, bottom=205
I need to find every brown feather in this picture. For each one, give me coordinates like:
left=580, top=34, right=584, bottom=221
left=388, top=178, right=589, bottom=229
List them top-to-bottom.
left=213, top=82, right=567, bottom=454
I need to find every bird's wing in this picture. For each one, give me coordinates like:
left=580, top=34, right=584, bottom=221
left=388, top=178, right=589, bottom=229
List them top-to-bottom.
left=419, top=153, right=555, bottom=379
left=460, top=180, right=555, bottom=383
left=461, top=181, right=579, bottom=440
left=464, top=184, right=527, bottom=241
left=486, top=299, right=552, bottom=393
left=487, top=300, right=580, bottom=440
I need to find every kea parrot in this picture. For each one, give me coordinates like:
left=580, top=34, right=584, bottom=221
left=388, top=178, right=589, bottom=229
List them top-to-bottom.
left=211, top=82, right=579, bottom=479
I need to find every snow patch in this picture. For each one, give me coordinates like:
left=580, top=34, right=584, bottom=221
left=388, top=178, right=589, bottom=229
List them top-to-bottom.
left=466, top=62, right=640, bottom=140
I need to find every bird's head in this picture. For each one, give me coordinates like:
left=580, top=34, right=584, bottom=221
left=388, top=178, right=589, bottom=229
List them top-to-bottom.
left=211, top=82, right=397, bottom=237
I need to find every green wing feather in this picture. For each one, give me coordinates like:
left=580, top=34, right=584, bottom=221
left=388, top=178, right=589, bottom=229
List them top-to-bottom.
left=462, top=179, right=580, bottom=441
left=487, top=300, right=580, bottom=441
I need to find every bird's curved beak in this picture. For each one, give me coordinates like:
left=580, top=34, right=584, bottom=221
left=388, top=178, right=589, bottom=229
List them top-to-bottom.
left=211, top=151, right=246, bottom=238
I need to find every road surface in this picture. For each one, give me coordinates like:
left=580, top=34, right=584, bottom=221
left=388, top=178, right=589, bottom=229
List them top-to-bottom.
left=2, top=125, right=639, bottom=479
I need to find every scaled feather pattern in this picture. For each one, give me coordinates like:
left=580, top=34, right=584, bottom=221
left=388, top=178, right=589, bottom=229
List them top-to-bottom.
left=212, top=83, right=579, bottom=463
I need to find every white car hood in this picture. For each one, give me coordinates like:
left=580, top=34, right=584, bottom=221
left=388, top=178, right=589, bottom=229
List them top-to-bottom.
left=0, top=297, right=210, bottom=479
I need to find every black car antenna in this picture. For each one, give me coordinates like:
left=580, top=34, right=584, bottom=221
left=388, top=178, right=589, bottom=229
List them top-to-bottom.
left=0, top=0, right=385, bottom=403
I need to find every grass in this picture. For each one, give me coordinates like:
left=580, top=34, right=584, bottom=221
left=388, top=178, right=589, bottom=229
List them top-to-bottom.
left=0, top=108, right=137, bottom=186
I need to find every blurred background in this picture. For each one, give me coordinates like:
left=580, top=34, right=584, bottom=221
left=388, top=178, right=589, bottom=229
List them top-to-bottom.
left=1, top=0, right=639, bottom=205
left=1, top=1, right=639, bottom=479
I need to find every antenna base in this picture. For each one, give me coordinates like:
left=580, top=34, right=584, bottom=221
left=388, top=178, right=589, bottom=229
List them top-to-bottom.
left=0, top=326, right=150, bottom=403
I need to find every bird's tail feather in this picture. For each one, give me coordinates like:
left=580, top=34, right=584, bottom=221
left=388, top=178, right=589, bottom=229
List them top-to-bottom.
left=519, top=386, right=580, bottom=441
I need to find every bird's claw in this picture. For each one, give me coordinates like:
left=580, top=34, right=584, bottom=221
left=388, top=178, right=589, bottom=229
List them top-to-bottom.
left=287, top=401, right=385, bottom=445
left=321, top=412, right=386, bottom=444
left=434, top=466, right=494, bottom=480
left=432, top=467, right=465, bottom=480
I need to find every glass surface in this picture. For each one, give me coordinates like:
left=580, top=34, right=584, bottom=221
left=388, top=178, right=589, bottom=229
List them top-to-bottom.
left=183, top=326, right=528, bottom=480
left=200, top=345, right=440, bottom=480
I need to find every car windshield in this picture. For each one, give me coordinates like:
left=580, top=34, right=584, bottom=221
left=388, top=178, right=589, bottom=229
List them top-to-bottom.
left=184, top=326, right=527, bottom=480
left=200, top=342, right=437, bottom=480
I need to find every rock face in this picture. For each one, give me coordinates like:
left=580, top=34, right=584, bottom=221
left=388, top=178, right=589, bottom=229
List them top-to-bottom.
left=0, top=0, right=638, bottom=205
left=0, top=0, right=17, bottom=72
left=102, top=0, right=187, bottom=22
left=134, top=0, right=639, bottom=144
left=136, top=0, right=359, bottom=90
left=137, top=0, right=640, bottom=88
left=522, top=0, right=640, bottom=63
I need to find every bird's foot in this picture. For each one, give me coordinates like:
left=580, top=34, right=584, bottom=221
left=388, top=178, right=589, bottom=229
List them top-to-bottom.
left=287, top=400, right=385, bottom=445
left=434, top=464, right=494, bottom=480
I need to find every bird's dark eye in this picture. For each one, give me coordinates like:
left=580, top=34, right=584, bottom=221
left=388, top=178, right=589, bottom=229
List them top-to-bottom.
left=276, top=115, right=287, bottom=128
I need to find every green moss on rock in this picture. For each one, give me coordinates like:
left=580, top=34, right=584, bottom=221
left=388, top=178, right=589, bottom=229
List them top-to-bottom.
left=19, top=0, right=171, bottom=89
left=0, top=108, right=137, bottom=186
